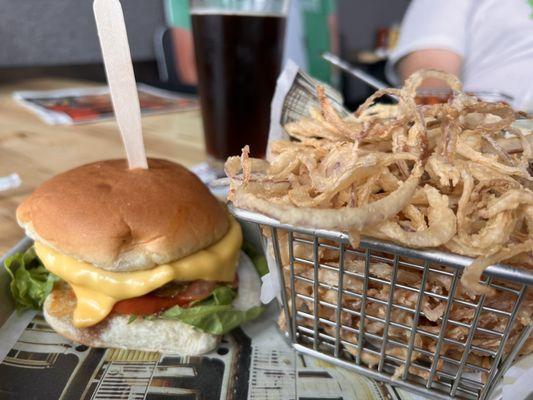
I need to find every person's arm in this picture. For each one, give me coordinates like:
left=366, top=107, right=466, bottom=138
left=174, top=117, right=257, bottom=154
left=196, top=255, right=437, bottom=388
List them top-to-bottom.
left=165, top=0, right=197, bottom=86
left=327, top=0, right=339, bottom=57
left=385, top=0, right=474, bottom=86
left=170, top=28, right=197, bottom=85
left=397, top=49, right=462, bottom=88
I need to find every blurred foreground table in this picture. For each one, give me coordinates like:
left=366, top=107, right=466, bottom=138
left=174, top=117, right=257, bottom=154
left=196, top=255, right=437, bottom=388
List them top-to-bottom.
left=0, top=78, right=205, bottom=255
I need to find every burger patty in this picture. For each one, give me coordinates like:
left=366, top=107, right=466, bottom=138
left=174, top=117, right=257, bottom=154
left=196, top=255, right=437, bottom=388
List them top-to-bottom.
left=112, top=275, right=239, bottom=316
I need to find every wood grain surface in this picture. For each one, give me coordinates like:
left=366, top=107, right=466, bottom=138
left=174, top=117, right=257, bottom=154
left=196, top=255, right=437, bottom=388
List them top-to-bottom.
left=0, top=78, right=205, bottom=255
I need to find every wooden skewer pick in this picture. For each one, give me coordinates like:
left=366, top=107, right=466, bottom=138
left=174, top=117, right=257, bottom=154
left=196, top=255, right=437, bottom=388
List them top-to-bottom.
left=93, top=0, right=148, bottom=169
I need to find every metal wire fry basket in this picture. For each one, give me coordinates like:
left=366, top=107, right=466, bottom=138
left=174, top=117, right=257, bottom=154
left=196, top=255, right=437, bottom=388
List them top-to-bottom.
left=230, top=205, right=533, bottom=400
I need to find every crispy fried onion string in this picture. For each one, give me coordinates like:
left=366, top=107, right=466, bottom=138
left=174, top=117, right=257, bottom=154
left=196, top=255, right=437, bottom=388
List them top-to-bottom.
left=456, top=134, right=532, bottom=180
left=233, top=162, right=422, bottom=233
left=366, top=185, right=457, bottom=247
left=461, top=240, right=533, bottom=296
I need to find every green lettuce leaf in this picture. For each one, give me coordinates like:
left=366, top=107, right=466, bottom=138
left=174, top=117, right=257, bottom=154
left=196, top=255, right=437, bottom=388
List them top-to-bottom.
left=242, top=241, right=269, bottom=277
left=4, top=247, right=59, bottom=312
left=161, top=286, right=263, bottom=335
left=201, top=286, right=236, bottom=306
left=161, top=304, right=263, bottom=335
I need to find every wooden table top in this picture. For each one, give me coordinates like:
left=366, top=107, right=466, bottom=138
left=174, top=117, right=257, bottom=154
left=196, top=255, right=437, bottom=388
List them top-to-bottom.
left=0, top=78, right=205, bottom=255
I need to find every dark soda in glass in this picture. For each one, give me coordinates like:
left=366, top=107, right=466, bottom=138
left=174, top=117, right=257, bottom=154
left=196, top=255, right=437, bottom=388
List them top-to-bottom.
left=191, top=12, right=286, bottom=167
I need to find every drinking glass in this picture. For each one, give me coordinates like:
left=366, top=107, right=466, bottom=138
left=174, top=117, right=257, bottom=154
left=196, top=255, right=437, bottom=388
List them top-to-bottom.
left=190, top=0, right=289, bottom=173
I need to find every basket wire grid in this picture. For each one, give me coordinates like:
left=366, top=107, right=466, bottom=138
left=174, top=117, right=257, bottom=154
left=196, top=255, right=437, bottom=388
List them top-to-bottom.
left=230, top=206, right=533, bottom=400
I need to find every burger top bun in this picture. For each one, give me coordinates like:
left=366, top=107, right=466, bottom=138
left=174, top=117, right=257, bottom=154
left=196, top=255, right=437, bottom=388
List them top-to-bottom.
left=17, top=158, right=229, bottom=272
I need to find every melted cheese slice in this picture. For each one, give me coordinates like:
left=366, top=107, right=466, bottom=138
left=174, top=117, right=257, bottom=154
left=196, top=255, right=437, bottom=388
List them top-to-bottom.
left=35, top=217, right=242, bottom=328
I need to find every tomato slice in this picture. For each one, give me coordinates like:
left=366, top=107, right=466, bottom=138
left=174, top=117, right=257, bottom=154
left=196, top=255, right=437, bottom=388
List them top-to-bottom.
left=112, top=277, right=236, bottom=316
left=113, top=294, right=191, bottom=316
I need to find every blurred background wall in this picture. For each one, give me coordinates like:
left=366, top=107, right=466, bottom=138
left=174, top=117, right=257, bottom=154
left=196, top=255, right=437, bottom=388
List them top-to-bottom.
left=0, top=0, right=165, bottom=82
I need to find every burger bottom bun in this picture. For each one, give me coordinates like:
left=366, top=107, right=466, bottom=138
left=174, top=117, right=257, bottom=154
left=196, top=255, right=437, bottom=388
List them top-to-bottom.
left=42, top=287, right=219, bottom=355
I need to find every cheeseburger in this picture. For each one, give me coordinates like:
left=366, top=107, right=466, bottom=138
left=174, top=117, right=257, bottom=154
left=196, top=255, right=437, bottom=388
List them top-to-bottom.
left=15, top=158, right=260, bottom=354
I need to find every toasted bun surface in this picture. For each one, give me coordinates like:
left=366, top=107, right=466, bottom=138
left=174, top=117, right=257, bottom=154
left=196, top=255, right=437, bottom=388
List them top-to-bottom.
left=17, top=158, right=229, bottom=271
left=43, top=287, right=219, bottom=354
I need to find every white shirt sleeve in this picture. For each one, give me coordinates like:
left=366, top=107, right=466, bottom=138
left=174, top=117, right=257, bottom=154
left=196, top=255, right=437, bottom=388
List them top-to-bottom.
left=385, top=0, right=474, bottom=85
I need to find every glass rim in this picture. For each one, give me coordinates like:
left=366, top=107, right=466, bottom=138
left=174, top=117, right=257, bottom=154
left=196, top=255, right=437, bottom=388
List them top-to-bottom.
left=189, top=0, right=290, bottom=16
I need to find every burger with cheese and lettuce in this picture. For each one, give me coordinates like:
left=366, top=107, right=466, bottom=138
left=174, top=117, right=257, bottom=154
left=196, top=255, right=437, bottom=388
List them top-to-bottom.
left=8, top=158, right=262, bottom=354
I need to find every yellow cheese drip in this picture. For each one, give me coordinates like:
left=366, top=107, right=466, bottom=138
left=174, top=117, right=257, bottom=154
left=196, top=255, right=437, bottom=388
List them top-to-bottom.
left=35, top=217, right=242, bottom=328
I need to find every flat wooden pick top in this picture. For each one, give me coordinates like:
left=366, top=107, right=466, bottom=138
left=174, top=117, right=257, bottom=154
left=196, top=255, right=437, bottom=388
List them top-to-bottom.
left=93, top=0, right=148, bottom=169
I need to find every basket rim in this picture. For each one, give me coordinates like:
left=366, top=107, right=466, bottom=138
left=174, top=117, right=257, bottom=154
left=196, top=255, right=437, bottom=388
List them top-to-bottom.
left=228, top=203, right=533, bottom=286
